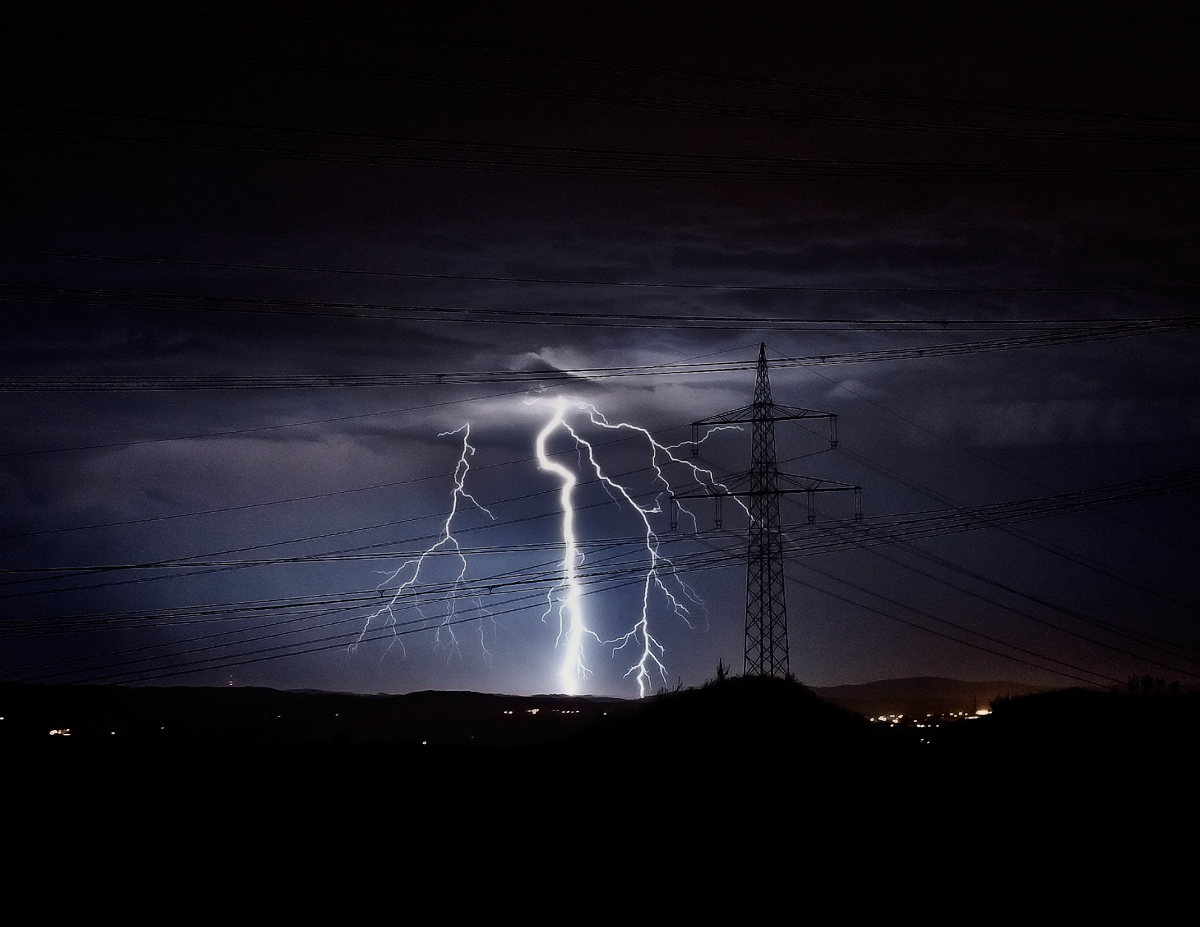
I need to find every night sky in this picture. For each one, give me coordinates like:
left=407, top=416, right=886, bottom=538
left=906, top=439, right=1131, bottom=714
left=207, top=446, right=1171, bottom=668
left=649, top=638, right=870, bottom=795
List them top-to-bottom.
left=2, top=1, right=1198, bottom=699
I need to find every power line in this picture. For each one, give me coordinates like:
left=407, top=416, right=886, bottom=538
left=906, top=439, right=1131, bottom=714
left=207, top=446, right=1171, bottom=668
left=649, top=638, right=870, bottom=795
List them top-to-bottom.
left=7, top=247, right=1199, bottom=293
left=7, top=281, right=1195, bottom=334
left=1, top=313, right=1194, bottom=394
left=9, top=453, right=1195, bottom=686
left=8, top=466, right=1195, bottom=647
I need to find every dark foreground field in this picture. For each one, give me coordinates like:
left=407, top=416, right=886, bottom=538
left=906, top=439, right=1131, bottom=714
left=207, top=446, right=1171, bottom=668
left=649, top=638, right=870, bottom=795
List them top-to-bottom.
left=8, top=676, right=1189, bottom=891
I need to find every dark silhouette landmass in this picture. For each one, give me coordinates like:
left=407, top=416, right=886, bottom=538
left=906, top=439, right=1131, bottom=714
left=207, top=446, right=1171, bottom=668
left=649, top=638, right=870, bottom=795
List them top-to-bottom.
left=7, top=673, right=1194, bottom=856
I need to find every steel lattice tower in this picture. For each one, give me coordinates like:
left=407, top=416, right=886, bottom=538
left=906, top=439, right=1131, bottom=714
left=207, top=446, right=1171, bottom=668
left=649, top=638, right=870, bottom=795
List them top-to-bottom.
left=681, top=344, right=861, bottom=678
left=745, top=345, right=789, bottom=676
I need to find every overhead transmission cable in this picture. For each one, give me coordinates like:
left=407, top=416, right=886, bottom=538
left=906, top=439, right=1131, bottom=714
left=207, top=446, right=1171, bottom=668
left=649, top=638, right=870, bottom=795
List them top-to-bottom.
left=6, top=247, right=1199, bottom=294
left=1, top=318, right=1195, bottom=394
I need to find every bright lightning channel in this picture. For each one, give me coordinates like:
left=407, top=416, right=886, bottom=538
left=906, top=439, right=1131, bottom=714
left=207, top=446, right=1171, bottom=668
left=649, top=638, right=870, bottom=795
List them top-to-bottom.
left=535, top=397, right=595, bottom=695
left=355, top=424, right=494, bottom=660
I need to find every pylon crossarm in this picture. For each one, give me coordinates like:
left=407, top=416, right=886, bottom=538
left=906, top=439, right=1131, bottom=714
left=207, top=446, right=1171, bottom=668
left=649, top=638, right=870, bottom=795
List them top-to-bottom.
left=692, top=404, right=836, bottom=427
left=674, top=473, right=857, bottom=497
left=776, top=474, right=861, bottom=494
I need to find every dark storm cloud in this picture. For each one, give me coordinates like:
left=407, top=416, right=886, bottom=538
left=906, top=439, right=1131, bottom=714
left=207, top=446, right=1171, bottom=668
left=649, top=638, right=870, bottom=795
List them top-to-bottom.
left=2, top=0, right=1197, bottom=696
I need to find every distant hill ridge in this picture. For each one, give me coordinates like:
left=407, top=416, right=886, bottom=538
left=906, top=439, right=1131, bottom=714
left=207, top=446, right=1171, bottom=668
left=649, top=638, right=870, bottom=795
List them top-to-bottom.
left=813, top=676, right=1047, bottom=716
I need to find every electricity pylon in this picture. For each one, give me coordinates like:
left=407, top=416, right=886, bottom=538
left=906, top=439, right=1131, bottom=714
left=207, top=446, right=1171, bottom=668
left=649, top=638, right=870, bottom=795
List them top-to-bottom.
left=678, top=343, right=860, bottom=678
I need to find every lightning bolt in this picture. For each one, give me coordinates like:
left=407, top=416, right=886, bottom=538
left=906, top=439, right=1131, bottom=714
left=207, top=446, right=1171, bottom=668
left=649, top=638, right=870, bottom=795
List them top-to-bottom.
left=535, top=396, right=744, bottom=696
left=355, top=401, right=741, bottom=698
left=355, top=424, right=494, bottom=661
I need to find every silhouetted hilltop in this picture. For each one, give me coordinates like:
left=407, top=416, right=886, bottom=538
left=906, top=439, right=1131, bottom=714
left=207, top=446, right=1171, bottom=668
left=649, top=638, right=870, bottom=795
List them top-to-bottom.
left=573, top=674, right=881, bottom=761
